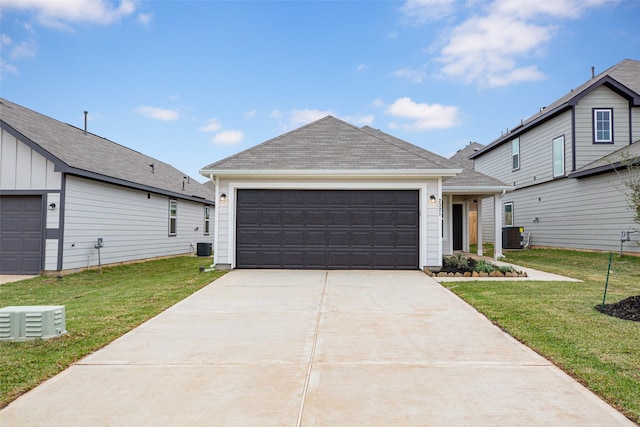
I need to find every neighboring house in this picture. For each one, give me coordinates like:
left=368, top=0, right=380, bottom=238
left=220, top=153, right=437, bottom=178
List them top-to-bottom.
left=470, top=59, right=640, bottom=254
left=0, top=98, right=215, bottom=275
left=199, top=116, right=511, bottom=271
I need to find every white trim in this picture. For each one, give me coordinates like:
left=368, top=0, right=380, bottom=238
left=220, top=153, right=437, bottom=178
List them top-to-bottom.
left=202, top=169, right=462, bottom=179
left=224, top=179, right=434, bottom=269
left=443, top=186, right=514, bottom=194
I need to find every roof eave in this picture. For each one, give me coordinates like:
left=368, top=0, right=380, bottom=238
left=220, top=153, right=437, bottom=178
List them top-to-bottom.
left=199, top=168, right=463, bottom=180
left=443, top=185, right=514, bottom=195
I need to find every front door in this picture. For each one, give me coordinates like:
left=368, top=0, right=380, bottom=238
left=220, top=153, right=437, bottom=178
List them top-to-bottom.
left=452, top=204, right=463, bottom=251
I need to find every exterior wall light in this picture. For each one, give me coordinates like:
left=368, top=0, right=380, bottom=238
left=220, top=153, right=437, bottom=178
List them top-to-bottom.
left=220, top=193, right=227, bottom=202
left=429, top=195, right=437, bottom=204
left=48, top=203, right=56, bottom=210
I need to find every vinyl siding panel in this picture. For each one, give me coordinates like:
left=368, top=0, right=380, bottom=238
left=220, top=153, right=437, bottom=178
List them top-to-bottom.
left=574, top=86, right=631, bottom=169
left=632, top=107, right=640, bottom=143
left=474, top=111, right=572, bottom=188
left=0, top=129, right=62, bottom=191
left=492, top=175, right=637, bottom=253
left=62, top=176, right=213, bottom=271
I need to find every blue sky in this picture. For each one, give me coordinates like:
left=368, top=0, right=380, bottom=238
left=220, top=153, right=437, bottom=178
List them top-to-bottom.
left=1, top=0, right=639, bottom=183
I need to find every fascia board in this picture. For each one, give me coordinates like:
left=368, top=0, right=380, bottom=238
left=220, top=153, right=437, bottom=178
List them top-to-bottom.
left=200, top=169, right=462, bottom=179
left=443, top=186, right=514, bottom=194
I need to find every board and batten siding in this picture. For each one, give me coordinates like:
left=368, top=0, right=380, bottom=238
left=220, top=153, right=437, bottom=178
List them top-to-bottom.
left=574, top=86, right=632, bottom=169
left=1, top=129, right=63, bottom=272
left=1, top=129, right=61, bottom=191
left=62, top=176, right=213, bottom=271
left=213, top=177, right=442, bottom=269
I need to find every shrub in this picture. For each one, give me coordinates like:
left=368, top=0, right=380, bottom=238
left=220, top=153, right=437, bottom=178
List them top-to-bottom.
left=474, top=259, right=495, bottom=274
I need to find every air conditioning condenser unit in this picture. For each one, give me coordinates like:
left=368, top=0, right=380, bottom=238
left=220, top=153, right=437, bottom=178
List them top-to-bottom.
left=0, top=305, right=67, bottom=342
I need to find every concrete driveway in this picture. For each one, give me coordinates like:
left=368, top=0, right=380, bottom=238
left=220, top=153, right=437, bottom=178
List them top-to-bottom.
left=1, top=270, right=633, bottom=426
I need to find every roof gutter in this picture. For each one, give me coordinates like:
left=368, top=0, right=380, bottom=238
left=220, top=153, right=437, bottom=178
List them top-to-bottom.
left=199, top=168, right=463, bottom=180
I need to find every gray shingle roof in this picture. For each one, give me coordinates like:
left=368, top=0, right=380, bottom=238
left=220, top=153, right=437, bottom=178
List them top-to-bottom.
left=472, top=59, right=640, bottom=159
left=1, top=98, right=213, bottom=203
left=201, top=116, right=461, bottom=171
left=361, top=128, right=509, bottom=191
left=569, top=139, right=640, bottom=178
left=449, top=142, right=484, bottom=169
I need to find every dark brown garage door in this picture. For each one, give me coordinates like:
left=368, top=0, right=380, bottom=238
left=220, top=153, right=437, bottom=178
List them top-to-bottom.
left=236, top=189, right=419, bottom=269
left=0, top=196, right=43, bottom=274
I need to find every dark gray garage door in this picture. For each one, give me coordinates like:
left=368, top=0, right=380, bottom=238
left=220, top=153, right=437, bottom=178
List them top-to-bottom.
left=236, top=189, right=419, bottom=269
left=0, top=196, right=43, bottom=274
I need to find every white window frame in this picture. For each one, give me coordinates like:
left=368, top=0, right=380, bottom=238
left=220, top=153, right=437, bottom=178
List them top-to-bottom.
left=593, top=108, right=613, bottom=143
left=552, top=135, right=565, bottom=178
left=511, top=138, right=520, bottom=171
left=169, top=199, right=177, bottom=236
left=504, top=202, right=514, bottom=227
left=204, top=205, right=211, bottom=236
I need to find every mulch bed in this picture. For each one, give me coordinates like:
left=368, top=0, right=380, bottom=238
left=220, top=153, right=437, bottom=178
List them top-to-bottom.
left=596, top=295, right=640, bottom=322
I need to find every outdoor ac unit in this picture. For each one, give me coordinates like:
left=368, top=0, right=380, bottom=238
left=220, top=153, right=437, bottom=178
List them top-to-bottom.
left=0, top=306, right=67, bottom=342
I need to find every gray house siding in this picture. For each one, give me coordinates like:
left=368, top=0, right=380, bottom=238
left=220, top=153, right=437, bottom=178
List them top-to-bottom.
left=574, top=86, right=633, bottom=169
left=496, top=174, right=637, bottom=253
left=62, top=176, right=213, bottom=271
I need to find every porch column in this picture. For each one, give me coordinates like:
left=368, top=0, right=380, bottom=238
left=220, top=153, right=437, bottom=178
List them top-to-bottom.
left=494, top=193, right=503, bottom=259
left=477, top=198, right=483, bottom=256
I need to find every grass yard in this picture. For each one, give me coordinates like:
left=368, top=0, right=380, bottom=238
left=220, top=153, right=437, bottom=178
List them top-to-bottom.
left=444, top=248, right=640, bottom=423
left=0, top=256, right=225, bottom=408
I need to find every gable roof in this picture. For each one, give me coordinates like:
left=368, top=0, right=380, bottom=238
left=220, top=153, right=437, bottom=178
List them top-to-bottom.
left=471, top=59, right=640, bottom=159
left=0, top=98, right=213, bottom=203
left=200, top=116, right=462, bottom=177
left=360, top=127, right=509, bottom=193
left=569, top=139, right=640, bottom=179
left=449, top=142, right=484, bottom=169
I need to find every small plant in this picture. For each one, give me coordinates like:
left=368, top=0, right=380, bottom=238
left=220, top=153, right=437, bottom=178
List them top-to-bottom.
left=443, top=253, right=470, bottom=270
left=474, top=259, right=495, bottom=274
left=497, top=265, right=514, bottom=274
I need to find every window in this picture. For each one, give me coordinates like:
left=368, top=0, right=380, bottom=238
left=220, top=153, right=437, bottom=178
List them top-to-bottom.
left=593, top=108, right=613, bottom=143
left=553, top=136, right=565, bottom=178
left=511, top=138, right=520, bottom=170
left=169, top=199, right=177, bottom=236
left=504, top=202, right=514, bottom=227
left=204, top=206, right=210, bottom=235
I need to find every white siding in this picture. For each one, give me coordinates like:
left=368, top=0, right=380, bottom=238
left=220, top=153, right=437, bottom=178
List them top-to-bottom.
left=574, top=86, right=631, bottom=169
left=632, top=107, right=640, bottom=143
left=0, top=129, right=62, bottom=190
left=62, top=176, right=213, bottom=271
left=214, top=177, right=442, bottom=269
left=44, top=239, right=58, bottom=270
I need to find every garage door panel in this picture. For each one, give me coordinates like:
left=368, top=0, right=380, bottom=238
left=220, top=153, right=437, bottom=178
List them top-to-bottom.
left=236, top=190, right=418, bottom=270
left=0, top=196, right=43, bottom=274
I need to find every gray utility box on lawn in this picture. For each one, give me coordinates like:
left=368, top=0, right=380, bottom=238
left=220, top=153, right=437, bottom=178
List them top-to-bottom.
left=502, top=226, right=524, bottom=249
left=0, top=306, right=67, bottom=341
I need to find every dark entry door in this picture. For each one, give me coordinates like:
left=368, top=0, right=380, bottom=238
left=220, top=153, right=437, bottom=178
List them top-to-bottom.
left=235, top=189, right=419, bottom=269
left=0, top=196, right=43, bottom=274
left=452, top=204, right=463, bottom=251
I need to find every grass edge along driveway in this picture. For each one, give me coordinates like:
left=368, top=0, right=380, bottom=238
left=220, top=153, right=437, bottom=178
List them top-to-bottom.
left=444, top=248, right=640, bottom=424
left=0, top=256, right=225, bottom=408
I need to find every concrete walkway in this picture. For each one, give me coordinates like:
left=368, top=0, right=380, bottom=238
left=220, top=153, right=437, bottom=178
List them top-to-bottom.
left=1, top=270, right=633, bottom=426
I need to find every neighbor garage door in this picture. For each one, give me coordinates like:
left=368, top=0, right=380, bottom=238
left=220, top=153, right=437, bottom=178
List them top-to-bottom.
left=236, top=189, right=419, bottom=269
left=0, top=196, right=43, bottom=274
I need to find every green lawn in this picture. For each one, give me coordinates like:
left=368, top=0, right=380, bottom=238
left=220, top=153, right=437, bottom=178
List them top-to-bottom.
left=444, top=248, right=640, bottom=423
left=0, top=256, right=225, bottom=408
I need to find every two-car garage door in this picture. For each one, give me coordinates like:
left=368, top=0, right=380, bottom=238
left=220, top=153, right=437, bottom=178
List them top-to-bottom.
left=236, top=189, right=419, bottom=269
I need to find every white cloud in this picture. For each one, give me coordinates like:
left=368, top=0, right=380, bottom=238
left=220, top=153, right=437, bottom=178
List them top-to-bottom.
left=1, top=0, right=137, bottom=29
left=400, top=0, right=455, bottom=23
left=434, top=0, right=610, bottom=87
left=138, top=12, right=153, bottom=27
left=387, top=31, right=398, bottom=39
left=10, top=39, right=38, bottom=59
left=0, top=59, right=18, bottom=78
left=356, top=64, right=367, bottom=72
left=393, top=67, right=426, bottom=83
left=385, top=97, right=459, bottom=130
left=370, top=98, right=385, bottom=108
left=135, top=106, right=179, bottom=121
left=245, top=109, right=257, bottom=118
left=289, top=109, right=333, bottom=128
left=344, top=114, right=374, bottom=127
left=199, top=117, right=222, bottom=132
left=212, top=130, right=244, bottom=146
